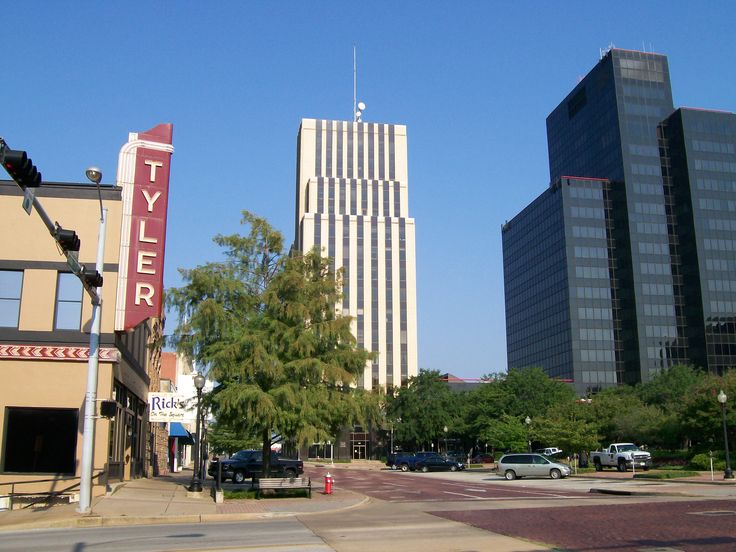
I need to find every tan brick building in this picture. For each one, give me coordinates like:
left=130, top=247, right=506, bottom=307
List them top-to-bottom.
left=0, top=124, right=173, bottom=507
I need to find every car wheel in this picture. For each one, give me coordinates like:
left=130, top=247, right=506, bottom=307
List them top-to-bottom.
left=594, top=459, right=602, bottom=471
left=617, top=460, right=627, bottom=472
left=391, top=463, right=398, bottom=470
left=400, top=464, right=409, bottom=472
left=421, top=465, right=429, bottom=473
left=450, top=465, right=458, bottom=472
left=285, top=468, right=296, bottom=478
left=550, top=468, right=561, bottom=479
left=233, top=470, right=246, bottom=484
left=504, top=470, right=517, bottom=480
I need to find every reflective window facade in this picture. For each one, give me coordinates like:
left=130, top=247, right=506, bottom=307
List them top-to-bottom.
left=505, top=49, right=735, bottom=394
left=660, top=108, right=736, bottom=375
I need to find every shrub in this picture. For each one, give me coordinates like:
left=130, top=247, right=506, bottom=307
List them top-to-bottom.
left=689, top=452, right=725, bottom=471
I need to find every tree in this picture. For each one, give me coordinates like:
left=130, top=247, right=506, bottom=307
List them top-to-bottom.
left=167, top=211, right=372, bottom=476
left=387, top=370, right=459, bottom=451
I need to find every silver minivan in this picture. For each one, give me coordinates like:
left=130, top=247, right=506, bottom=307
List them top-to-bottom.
left=497, top=453, right=571, bottom=480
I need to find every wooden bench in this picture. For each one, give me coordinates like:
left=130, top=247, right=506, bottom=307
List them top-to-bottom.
left=255, top=477, right=311, bottom=499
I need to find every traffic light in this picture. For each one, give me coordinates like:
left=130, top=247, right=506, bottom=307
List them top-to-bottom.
left=2, top=149, right=42, bottom=188
left=55, top=226, right=80, bottom=252
left=82, top=267, right=103, bottom=288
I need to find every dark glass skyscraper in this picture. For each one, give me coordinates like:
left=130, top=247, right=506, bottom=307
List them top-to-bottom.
left=503, top=49, right=736, bottom=394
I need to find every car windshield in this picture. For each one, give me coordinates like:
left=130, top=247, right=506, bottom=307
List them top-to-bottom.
left=617, top=444, right=639, bottom=452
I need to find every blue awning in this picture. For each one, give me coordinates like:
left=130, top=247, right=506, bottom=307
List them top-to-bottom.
left=169, top=422, right=194, bottom=444
left=169, top=422, right=190, bottom=437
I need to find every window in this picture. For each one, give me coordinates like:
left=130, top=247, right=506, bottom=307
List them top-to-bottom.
left=0, top=270, right=23, bottom=327
left=55, top=273, right=82, bottom=330
left=4, top=407, right=78, bottom=473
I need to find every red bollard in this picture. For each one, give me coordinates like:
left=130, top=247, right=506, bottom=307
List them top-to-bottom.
left=324, top=472, right=333, bottom=495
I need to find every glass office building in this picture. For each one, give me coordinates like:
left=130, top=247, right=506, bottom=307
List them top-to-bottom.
left=504, top=49, right=736, bottom=394
left=660, top=108, right=736, bottom=376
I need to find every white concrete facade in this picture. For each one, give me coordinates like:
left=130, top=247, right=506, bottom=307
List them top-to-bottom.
left=294, top=119, right=418, bottom=390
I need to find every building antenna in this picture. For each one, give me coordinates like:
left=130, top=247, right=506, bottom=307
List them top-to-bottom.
left=353, top=46, right=366, bottom=122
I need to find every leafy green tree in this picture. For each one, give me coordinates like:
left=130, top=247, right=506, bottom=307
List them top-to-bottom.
left=168, top=211, right=372, bottom=476
left=500, top=367, right=576, bottom=419
left=387, top=370, right=459, bottom=451
left=680, top=370, right=736, bottom=452
left=531, top=402, right=599, bottom=455
left=478, top=414, right=529, bottom=453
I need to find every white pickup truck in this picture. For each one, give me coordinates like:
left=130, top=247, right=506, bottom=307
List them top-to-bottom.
left=590, top=443, right=652, bottom=472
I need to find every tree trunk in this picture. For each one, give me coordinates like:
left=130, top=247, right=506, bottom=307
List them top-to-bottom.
left=262, top=427, right=271, bottom=478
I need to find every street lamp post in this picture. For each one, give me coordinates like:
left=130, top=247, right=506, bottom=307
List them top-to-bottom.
left=78, top=167, right=107, bottom=514
left=189, top=373, right=206, bottom=492
left=717, top=390, right=734, bottom=479
left=525, top=416, right=532, bottom=452
left=443, top=425, right=448, bottom=455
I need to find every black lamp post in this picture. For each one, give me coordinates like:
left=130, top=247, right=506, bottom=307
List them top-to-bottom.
left=188, top=373, right=206, bottom=492
left=717, top=389, right=734, bottom=480
left=525, top=416, right=532, bottom=452
left=444, top=425, right=448, bottom=455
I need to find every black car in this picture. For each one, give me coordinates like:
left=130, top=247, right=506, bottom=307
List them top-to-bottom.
left=208, top=449, right=304, bottom=483
left=208, top=450, right=258, bottom=481
left=414, top=455, right=464, bottom=473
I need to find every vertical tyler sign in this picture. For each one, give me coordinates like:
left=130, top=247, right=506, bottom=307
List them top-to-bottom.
left=115, top=124, right=174, bottom=331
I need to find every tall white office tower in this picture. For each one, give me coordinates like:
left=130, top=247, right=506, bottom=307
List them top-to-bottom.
left=294, top=119, right=418, bottom=390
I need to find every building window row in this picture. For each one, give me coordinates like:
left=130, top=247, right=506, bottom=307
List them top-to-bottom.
left=692, top=139, right=735, bottom=155
left=629, top=143, right=660, bottom=157
left=694, top=158, right=736, bottom=174
left=631, top=163, right=662, bottom=177
left=696, top=178, right=736, bottom=193
left=632, top=181, right=663, bottom=195
left=568, top=187, right=603, bottom=200
left=634, top=201, right=666, bottom=216
left=570, top=206, right=604, bottom=220
left=708, top=218, right=736, bottom=232
left=635, top=222, right=667, bottom=235
left=572, top=225, right=606, bottom=239
left=704, top=238, right=736, bottom=252
left=639, top=241, right=670, bottom=255
left=574, top=246, right=608, bottom=259
left=640, top=262, right=672, bottom=276
left=575, top=265, right=609, bottom=279
left=707, top=279, right=736, bottom=293
left=642, top=282, right=674, bottom=296
left=575, top=286, right=612, bottom=300
left=711, top=300, right=736, bottom=313
left=643, top=303, right=675, bottom=317
left=577, top=307, right=613, bottom=320
left=644, top=325, right=677, bottom=338
left=580, top=328, right=614, bottom=341
left=580, top=349, right=615, bottom=362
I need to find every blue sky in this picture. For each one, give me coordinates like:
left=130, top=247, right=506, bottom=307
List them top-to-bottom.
left=4, top=1, right=734, bottom=379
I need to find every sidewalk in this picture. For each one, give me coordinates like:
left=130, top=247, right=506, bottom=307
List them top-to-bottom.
left=0, top=468, right=368, bottom=532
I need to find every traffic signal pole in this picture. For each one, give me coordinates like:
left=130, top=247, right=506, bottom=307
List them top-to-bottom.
left=78, top=206, right=107, bottom=514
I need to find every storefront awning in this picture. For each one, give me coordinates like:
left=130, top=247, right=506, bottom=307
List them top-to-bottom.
left=169, top=422, right=194, bottom=445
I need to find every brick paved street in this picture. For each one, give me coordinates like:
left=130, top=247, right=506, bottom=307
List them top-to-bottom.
left=433, top=499, right=736, bottom=552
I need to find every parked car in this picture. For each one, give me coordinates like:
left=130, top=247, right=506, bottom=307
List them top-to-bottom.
left=535, top=447, right=563, bottom=457
left=208, top=449, right=258, bottom=480
left=208, top=450, right=304, bottom=483
left=387, top=451, right=444, bottom=472
left=497, top=453, right=571, bottom=480
left=470, top=454, right=495, bottom=464
left=414, top=456, right=465, bottom=472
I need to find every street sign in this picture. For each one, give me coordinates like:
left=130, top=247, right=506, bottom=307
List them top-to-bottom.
left=22, top=188, right=34, bottom=215
left=66, top=252, right=82, bottom=275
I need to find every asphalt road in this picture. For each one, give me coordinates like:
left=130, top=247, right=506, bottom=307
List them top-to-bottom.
left=2, top=468, right=734, bottom=552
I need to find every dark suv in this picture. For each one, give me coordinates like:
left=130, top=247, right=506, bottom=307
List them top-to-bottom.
left=208, top=450, right=304, bottom=483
